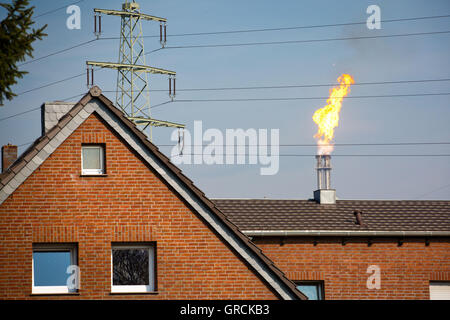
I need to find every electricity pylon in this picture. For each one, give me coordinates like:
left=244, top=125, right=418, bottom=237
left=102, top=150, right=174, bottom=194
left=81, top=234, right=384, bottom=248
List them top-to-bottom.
left=87, top=0, right=184, bottom=141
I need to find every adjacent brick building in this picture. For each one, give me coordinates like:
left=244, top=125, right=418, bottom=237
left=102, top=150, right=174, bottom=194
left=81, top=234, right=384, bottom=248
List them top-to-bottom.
left=212, top=151, right=450, bottom=300
left=214, top=197, right=450, bottom=299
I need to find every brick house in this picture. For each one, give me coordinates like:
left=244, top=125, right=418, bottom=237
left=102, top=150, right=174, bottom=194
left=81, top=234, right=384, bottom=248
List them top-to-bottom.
left=0, top=86, right=449, bottom=300
left=0, top=87, right=305, bottom=300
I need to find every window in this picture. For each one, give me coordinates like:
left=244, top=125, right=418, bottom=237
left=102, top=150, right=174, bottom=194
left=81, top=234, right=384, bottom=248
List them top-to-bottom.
left=81, top=144, right=105, bottom=175
left=111, top=243, right=155, bottom=293
left=32, top=244, right=78, bottom=294
left=295, top=281, right=324, bottom=300
left=430, top=282, right=450, bottom=300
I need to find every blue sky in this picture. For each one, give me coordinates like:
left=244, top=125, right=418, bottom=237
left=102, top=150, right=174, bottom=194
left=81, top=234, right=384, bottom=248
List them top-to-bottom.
left=1, top=0, right=449, bottom=200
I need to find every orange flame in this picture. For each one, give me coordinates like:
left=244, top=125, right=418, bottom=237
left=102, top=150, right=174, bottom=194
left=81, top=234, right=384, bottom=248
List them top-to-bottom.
left=312, top=74, right=355, bottom=155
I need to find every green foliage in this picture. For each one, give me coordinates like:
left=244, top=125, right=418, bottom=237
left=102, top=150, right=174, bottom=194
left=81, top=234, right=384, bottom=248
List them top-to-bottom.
left=0, top=0, right=47, bottom=105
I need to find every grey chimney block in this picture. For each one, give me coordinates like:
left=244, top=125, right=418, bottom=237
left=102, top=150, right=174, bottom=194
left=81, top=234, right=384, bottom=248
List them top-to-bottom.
left=41, top=102, right=75, bottom=135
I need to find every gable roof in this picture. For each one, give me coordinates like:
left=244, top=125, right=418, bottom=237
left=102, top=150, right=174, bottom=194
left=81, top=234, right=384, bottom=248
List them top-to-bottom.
left=0, top=86, right=306, bottom=300
left=212, top=199, right=450, bottom=236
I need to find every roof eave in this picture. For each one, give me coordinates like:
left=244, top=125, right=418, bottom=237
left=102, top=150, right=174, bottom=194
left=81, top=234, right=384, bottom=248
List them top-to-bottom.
left=243, top=230, right=450, bottom=237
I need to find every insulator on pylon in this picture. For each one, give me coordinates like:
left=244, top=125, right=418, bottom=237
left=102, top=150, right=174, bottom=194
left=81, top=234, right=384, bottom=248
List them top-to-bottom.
left=94, top=13, right=102, bottom=38
left=160, top=22, right=167, bottom=48
left=164, top=23, right=167, bottom=43
left=86, top=66, right=94, bottom=87
left=169, top=76, right=172, bottom=96
left=173, top=77, right=176, bottom=97
left=178, top=128, right=184, bottom=155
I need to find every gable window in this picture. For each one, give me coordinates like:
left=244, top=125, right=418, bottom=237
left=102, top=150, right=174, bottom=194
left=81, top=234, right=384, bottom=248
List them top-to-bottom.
left=81, top=144, right=105, bottom=175
left=111, top=243, right=155, bottom=293
left=32, top=244, right=78, bottom=294
left=295, top=281, right=324, bottom=300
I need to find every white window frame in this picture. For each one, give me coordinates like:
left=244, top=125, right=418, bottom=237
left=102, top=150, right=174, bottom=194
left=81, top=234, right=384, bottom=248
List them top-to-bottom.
left=81, top=145, right=105, bottom=175
left=32, top=244, right=78, bottom=294
left=111, top=244, right=155, bottom=293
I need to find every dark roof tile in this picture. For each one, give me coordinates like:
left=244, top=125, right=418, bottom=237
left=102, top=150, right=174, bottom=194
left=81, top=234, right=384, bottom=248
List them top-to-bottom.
left=212, top=199, right=450, bottom=232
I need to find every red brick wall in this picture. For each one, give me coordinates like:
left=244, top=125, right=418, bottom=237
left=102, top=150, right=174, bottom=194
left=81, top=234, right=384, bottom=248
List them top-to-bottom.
left=0, top=114, right=277, bottom=300
left=1, top=144, right=17, bottom=172
left=253, top=237, right=450, bottom=299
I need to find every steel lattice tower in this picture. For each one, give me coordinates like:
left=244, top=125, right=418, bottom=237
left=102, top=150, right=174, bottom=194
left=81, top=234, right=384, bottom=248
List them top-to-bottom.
left=87, top=0, right=183, bottom=140
left=116, top=1, right=150, bottom=122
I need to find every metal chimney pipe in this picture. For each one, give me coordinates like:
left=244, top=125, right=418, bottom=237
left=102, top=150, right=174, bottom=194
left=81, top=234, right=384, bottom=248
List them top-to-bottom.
left=314, top=154, right=336, bottom=204
left=315, top=155, right=322, bottom=189
left=316, top=155, right=332, bottom=190
left=324, top=155, right=331, bottom=189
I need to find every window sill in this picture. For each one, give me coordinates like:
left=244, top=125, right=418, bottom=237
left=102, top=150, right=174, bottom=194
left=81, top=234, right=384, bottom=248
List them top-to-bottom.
left=80, top=174, right=108, bottom=177
left=110, top=291, right=159, bottom=295
left=31, top=292, right=80, bottom=296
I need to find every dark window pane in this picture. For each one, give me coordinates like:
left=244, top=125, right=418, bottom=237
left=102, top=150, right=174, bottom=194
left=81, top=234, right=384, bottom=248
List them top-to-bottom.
left=113, top=248, right=149, bottom=285
left=33, top=251, right=71, bottom=286
left=297, top=284, right=320, bottom=300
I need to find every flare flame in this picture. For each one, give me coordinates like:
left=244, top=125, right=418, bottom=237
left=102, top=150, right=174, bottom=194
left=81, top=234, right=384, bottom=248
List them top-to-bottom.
left=312, top=74, right=354, bottom=155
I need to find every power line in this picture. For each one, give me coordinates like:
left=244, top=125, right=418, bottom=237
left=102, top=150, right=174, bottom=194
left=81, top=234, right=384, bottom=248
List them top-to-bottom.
left=34, top=0, right=85, bottom=19
left=100, top=14, right=450, bottom=39
left=16, top=15, right=450, bottom=66
left=13, top=28, right=450, bottom=94
left=161, top=30, right=450, bottom=50
left=19, top=36, right=168, bottom=67
left=19, top=36, right=164, bottom=68
left=17, top=37, right=162, bottom=68
left=19, top=39, right=97, bottom=67
left=17, top=46, right=162, bottom=95
left=17, top=66, right=106, bottom=96
left=15, top=72, right=450, bottom=99
left=16, top=72, right=86, bottom=95
left=19, top=73, right=450, bottom=98
left=102, top=78, right=450, bottom=94
left=4, top=90, right=449, bottom=123
left=148, top=91, right=450, bottom=109
left=170, top=92, right=450, bottom=104
left=0, top=93, right=85, bottom=122
left=61, top=93, right=86, bottom=101
left=150, top=100, right=174, bottom=109
left=0, top=106, right=40, bottom=122
left=14, top=140, right=450, bottom=148
left=18, top=140, right=36, bottom=148
left=157, top=142, right=450, bottom=147
left=12, top=144, right=450, bottom=155
left=169, top=154, right=450, bottom=157
left=415, top=183, right=450, bottom=199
